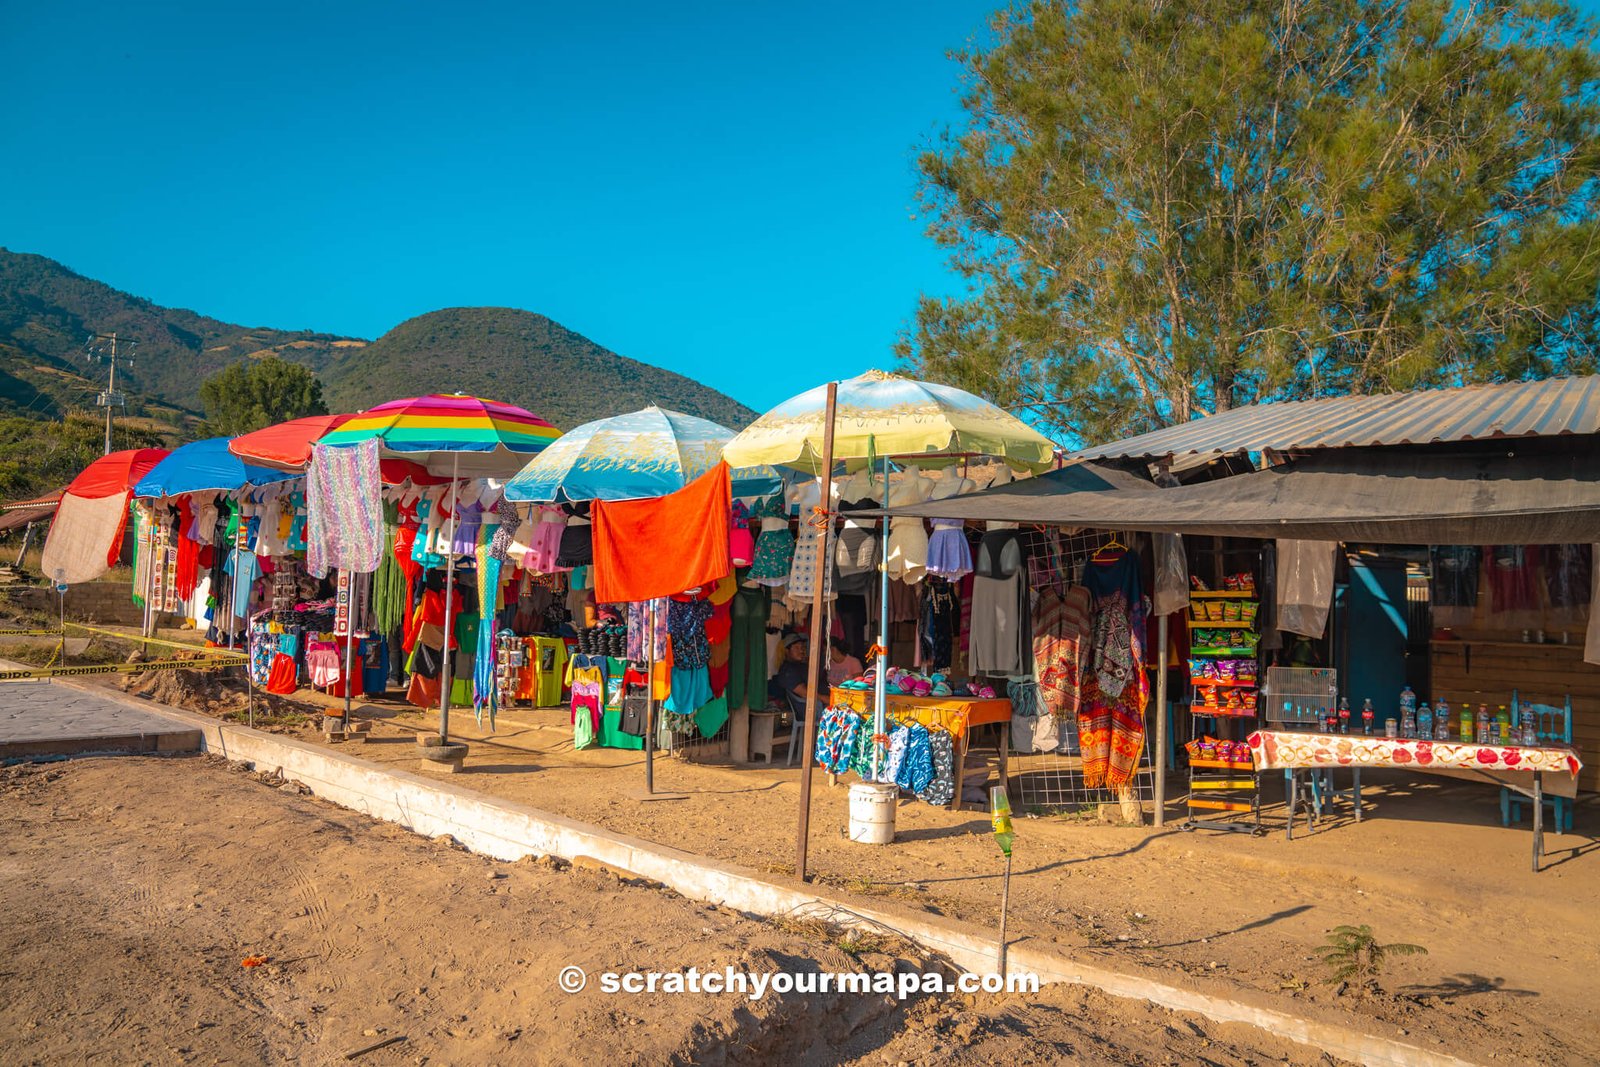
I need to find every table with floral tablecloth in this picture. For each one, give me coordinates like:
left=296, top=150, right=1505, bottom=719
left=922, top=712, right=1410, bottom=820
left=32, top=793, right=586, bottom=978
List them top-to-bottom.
left=1246, top=729, right=1582, bottom=870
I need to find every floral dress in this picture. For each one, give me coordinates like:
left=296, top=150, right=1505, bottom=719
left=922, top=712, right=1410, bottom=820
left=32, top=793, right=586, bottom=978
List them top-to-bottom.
left=747, top=495, right=793, bottom=586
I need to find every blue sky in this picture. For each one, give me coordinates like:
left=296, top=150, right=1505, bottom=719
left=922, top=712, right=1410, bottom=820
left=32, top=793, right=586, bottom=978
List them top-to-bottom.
left=0, top=2, right=994, bottom=415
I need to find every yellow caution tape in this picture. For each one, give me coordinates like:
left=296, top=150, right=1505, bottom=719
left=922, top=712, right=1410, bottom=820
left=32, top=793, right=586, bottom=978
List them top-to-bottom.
left=61, top=623, right=248, bottom=660
left=0, top=628, right=65, bottom=636
left=0, top=656, right=238, bottom=682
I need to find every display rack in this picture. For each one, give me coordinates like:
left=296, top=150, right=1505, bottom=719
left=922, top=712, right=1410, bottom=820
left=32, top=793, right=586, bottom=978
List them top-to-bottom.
left=1182, top=584, right=1264, bottom=834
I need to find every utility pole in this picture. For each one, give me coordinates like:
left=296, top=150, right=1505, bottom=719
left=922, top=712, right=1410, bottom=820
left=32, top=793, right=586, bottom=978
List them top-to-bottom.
left=85, top=332, right=135, bottom=455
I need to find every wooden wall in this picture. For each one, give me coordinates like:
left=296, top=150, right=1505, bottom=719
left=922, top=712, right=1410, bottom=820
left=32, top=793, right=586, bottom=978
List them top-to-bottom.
left=1427, top=549, right=1597, bottom=793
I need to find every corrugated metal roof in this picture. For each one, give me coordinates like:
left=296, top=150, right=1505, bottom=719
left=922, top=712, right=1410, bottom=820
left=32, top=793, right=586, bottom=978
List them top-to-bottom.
left=1073, top=375, right=1600, bottom=459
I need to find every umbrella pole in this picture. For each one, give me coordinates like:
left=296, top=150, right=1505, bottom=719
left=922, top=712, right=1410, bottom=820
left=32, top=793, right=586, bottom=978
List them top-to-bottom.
left=794, top=381, right=838, bottom=883
left=872, top=452, right=890, bottom=782
left=438, top=454, right=459, bottom=741
left=342, top=571, right=354, bottom=731
left=645, top=597, right=656, bottom=795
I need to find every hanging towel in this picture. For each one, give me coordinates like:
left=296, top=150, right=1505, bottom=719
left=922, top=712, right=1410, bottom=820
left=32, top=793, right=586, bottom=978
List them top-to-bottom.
left=306, top=439, right=383, bottom=577
left=592, top=462, right=731, bottom=603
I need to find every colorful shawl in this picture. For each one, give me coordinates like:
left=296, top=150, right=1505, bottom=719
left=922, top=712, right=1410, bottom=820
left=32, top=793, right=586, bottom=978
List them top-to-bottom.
left=306, top=438, right=383, bottom=577
left=1077, top=591, right=1149, bottom=790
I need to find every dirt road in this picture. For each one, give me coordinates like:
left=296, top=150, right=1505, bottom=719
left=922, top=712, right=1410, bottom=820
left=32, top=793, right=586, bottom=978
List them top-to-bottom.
left=0, top=756, right=1339, bottom=1066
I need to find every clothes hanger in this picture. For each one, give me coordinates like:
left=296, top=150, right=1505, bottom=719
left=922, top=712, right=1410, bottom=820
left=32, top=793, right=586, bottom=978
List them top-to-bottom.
left=1091, top=534, right=1126, bottom=562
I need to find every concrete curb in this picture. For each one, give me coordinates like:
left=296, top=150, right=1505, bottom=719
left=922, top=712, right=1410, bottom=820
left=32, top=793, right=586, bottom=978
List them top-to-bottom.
left=67, top=682, right=1477, bottom=1067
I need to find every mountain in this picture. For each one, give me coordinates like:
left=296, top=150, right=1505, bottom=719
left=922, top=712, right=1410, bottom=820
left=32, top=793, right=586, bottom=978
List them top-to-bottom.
left=0, top=248, right=356, bottom=424
left=0, top=249, right=756, bottom=433
left=321, top=307, right=755, bottom=430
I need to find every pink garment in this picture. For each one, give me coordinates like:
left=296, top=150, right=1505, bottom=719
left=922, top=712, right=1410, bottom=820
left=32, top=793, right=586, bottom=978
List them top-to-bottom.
left=528, top=507, right=567, bottom=573
left=730, top=524, right=755, bottom=568
left=306, top=647, right=342, bottom=688
left=571, top=687, right=602, bottom=734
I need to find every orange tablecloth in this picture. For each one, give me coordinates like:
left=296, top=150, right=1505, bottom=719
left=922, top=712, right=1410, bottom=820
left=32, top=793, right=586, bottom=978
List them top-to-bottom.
left=828, top=688, right=1011, bottom=736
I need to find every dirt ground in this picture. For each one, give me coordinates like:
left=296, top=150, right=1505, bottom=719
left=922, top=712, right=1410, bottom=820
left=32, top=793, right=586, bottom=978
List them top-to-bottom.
left=87, top=653, right=1600, bottom=1066
left=0, top=756, right=1342, bottom=1067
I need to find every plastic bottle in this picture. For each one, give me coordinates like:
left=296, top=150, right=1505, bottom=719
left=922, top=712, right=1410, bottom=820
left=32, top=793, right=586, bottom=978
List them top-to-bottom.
left=1399, top=685, right=1417, bottom=739
left=1337, top=696, right=1351, bottom=734
left=1434, top=697, right=1451, bottom=740
left=1361, top=698, right=1375, bottom=736
left=1417, top=702, right=1433, bottom=741
left=1459, top=705, right=1472, bottom=742
left=1475, top=705, right=1491, bottom=744
left=1496, top=705, right=1511, bottom=745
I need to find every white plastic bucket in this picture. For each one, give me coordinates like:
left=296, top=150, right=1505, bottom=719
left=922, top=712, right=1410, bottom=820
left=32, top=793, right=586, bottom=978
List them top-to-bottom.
left=848, top=782, right=898, bottom=844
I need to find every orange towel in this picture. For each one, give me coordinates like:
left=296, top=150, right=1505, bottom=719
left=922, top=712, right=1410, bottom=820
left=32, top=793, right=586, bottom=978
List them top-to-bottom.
left=593, top=463, right=732, bottom=604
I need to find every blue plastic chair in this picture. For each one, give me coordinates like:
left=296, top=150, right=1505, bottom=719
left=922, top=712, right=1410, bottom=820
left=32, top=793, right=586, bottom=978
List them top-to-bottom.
left=1499, top=692, right=1574, bottom=833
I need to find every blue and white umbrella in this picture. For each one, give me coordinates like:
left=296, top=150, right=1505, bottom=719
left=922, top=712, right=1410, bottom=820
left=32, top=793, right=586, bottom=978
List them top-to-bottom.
left=504, top=405, right=781, bottom=503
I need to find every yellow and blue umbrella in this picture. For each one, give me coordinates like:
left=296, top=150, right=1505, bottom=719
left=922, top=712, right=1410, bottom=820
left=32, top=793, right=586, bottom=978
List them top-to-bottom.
left=722, top=369, right=1058, bottom=473
left=504, top=405, right=780, bottom=503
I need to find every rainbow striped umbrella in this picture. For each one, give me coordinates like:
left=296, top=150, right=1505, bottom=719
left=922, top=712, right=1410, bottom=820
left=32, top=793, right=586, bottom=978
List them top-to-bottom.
left=317, top=393, right=562, bottom=477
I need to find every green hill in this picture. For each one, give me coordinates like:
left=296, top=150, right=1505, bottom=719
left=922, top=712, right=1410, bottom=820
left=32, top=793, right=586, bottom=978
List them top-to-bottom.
left=0, top=247, right=354, bottom=424
left=0, top=249, right=755, bottom=434
left=322, top=307, right=755, bottom=430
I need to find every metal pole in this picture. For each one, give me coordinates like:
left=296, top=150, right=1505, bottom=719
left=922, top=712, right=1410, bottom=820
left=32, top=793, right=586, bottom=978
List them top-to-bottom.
left=104, top=334, right=115, bottom=455
left=794, top=381, right=838, bottom=883
left=871, top=451, right=891, bottom=780
left=438, top=456, right=460, bottom=741
left=342, top=571, right=355, bottom=731
left=645, top=598, right=657, bottom=795
left=1154, top=612, right=1169, bottom=828
left=998, top=850, right=1013, bottom=976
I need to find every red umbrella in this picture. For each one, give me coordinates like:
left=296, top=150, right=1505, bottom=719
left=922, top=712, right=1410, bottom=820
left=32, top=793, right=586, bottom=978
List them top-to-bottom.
left=228, top=414, right=352, bottom=471
left=229, top=415, right=448, bottom=484
left=67, top=449, right=171, bottom=498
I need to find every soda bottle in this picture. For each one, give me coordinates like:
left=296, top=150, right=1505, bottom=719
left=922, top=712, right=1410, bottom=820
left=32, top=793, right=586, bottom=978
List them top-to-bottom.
left=1337, top=696, right=1351, bottom=734
left=1361, top=699, right=1375, bottom=735
left=1459, top=706, right=1472, bottom=742
left=1496, top=706, right=1511, bottom=745
left=990, top=786, right=1014, bottom=857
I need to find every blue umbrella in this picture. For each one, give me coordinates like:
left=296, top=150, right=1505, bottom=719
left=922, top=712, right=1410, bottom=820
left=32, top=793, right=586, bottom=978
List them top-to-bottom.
left=504, top=405, right=781, bottom=502
left=134, top=437, right=296, bottom=497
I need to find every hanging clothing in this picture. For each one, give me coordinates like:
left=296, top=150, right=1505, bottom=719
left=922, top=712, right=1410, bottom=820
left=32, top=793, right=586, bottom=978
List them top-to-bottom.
left=306, top=439, right=383, bottom=578
left=591, top=463, right=733, bottom=604
left=883, top=470, right=935, bottom=583
left=786, top=479, right=834, bottom=605
left=747, top=495, right=794, bottom=587
left=555, top=503, right=593, bottom=569
left=926, top=519, right=973, bottom=579
left=967, top=530, right=1031, bottom=676
left=1487, top=545, right=1541, bottom=613
left=919, top=578, right=960, bottom=671
left=728, top=584, right=768, bottom=710
left=1033, top=585, right=1092, bottom=719
left=1078, top=590, right=1149, bottom=790
left=667, top=596, right=714, bottom=669
left=915, top=729, right=956, bottom=806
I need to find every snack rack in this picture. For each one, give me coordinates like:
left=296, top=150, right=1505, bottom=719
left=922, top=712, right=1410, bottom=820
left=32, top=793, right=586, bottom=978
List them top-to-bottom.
left=1182, top=581, right=1263, bottom=834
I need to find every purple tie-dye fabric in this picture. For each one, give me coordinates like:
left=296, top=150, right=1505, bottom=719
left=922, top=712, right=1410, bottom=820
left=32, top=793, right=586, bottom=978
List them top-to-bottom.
left=306, top=438, right=383, bottom=577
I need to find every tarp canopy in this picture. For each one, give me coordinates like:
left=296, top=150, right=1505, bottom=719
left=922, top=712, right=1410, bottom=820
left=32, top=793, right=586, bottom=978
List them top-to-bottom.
left=134, top=437, right=295, bottom=497
left=879, top=441, right=1600, bottom=544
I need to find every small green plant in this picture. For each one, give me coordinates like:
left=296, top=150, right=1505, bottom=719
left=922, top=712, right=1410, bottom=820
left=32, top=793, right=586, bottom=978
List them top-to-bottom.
left=1320, top=925, right=1427, bottom=991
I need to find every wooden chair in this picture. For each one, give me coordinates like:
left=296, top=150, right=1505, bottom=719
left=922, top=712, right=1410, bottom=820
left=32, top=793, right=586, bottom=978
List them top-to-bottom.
left=1500, top=692, right=1574, bottom=833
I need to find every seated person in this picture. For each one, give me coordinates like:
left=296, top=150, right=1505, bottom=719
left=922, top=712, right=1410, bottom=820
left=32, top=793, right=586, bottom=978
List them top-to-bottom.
left=769, top=633, right=820, bottom=719
left=827, top=635, right=864, bottom=686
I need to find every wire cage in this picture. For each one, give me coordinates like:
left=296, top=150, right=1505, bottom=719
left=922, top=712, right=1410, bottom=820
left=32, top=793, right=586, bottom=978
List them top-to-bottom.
left=1260, top=666, right=1340, bottom=728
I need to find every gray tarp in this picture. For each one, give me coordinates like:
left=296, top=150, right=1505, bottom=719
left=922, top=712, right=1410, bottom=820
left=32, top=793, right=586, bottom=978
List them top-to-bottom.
left=878, top=445, right=1600, bottom=543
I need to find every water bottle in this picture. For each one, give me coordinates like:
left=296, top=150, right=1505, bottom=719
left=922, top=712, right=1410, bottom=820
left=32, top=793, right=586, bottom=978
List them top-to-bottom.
left=1399, top=686, right=1417, bottom=739
left=1435, top=697, right=1451, bottom=740
left=1417, top=702, right=1433, bottom=741
left=1520, top=708, right=1536, bottom=747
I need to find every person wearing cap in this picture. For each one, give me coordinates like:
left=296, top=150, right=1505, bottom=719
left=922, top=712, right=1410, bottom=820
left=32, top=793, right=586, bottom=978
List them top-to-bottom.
left=769, top=632, right=819, bottom=718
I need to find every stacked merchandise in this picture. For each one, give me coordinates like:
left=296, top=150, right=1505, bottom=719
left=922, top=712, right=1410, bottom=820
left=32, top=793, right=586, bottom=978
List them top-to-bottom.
left=1183, top=574, right=1263, bottom=833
